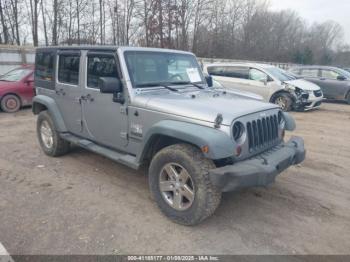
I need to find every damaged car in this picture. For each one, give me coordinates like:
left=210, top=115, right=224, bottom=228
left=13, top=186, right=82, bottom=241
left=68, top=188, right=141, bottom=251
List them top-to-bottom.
left=205, top=63, right=323, bottom=111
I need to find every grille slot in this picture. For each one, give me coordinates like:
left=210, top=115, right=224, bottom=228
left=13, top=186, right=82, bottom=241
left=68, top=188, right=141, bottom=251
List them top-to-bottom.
left=246, top=114, right=279, bottom=152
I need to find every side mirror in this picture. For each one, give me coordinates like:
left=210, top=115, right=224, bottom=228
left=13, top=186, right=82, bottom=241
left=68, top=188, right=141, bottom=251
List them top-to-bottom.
left=205, top=75, right=213, bottom=87
left=337, top=75, right=346, bottom=81
left=99, top=77, right=122, bottom=94
left=259, top=77, right=268, bottom=86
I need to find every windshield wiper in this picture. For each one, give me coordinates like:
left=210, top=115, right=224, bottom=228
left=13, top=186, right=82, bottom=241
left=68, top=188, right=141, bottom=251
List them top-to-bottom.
left=170, top=81, right=205, bottom=89
left=135, top=83, right=179, bottom=92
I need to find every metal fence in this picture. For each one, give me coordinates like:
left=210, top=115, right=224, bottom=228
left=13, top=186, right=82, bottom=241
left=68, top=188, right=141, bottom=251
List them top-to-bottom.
left=0, top=45, right=299, bottom=75
left=0, top=46, right=35, bottom=74
left=198, top=57, right=300, bottom=70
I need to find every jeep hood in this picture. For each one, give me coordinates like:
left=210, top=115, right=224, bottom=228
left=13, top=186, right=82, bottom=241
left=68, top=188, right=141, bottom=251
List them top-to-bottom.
left=284, top=79, right=320, bottom=91
left=135, top=89, right=278, bottom=126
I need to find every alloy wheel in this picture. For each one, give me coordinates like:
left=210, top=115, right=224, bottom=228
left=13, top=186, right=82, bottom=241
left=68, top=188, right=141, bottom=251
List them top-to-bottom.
left=159, top=163, right=195, bottom=211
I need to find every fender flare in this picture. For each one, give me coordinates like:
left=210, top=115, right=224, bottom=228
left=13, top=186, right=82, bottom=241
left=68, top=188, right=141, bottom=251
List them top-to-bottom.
left=32, top=95, right=67, bottom=132
left=137, top=120, right=236, bottom=162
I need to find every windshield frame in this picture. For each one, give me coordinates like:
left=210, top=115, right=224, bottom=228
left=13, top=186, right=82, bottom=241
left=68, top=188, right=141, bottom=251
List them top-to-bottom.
left=124, top=50, right=206, bottom=89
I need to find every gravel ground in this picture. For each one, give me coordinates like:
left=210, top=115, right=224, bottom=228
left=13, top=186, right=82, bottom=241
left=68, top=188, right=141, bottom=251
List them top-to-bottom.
left=0, top=102, right=349, bottom=255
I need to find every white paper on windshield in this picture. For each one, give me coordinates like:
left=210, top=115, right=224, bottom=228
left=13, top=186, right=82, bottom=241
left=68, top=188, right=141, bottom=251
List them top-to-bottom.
left=186, top=68, right=201, bottom=83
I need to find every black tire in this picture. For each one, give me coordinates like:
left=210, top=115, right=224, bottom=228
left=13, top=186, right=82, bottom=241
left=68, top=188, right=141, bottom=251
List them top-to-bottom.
left=273, top=93, right=293, bottom=112
left=1, top=94, right=21, bottom=113
left=37, top=111, right=70, bottom=157
left=149, top=144, right=222, bottom=225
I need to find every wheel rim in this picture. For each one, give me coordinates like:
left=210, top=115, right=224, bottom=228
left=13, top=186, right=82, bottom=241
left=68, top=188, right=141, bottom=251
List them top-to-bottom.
left=5, top=97, right=19, bottom=111
left=275, top=97, right=287, bottom=110
left=40, top=120, right=54, bottom=149
left=159, top=163, right=195, bottom=211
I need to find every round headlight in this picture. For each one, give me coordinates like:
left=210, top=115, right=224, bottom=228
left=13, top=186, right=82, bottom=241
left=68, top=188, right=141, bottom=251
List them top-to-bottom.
left=278, top=111, right=286, bottom=129
left=233, top=122, right=245, bottom=142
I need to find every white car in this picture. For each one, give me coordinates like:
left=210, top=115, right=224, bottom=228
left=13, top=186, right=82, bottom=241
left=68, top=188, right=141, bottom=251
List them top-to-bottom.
left=205, top=63, right=324, bottom=111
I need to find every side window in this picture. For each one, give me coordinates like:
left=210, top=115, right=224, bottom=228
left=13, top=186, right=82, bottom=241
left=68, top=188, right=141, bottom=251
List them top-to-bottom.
left=35, top=52, right=54, bottom=81
left=58, top=54, right=80, bottom=85
left=87, top=55, right=118, bottom=89
left=207, top=66, right=225, bottom=77
left=224, top=67, right=249, bottom=79
left=249, top=68, right=268, bottom=81
left=301, top=69, right=319, bottom=78
left=321, top=70, right=340, bottom=80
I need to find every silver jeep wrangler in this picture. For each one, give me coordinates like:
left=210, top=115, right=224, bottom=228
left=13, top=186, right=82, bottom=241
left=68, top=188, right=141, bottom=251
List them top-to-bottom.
left=33, top=46, right=306, bottom=225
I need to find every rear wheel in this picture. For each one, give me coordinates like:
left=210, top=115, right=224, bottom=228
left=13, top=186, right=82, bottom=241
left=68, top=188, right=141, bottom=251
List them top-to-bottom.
left=273, top=93, right=293, bottom=112
left=1, top=94, right=21, bottom=113
left=37, top=111, right=70, bottom=157
left=149, top=144, right=222, bottom=225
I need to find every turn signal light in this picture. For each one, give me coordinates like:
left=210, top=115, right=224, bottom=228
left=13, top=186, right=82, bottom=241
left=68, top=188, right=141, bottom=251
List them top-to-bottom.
left=202, top=145, right=209, bottom=154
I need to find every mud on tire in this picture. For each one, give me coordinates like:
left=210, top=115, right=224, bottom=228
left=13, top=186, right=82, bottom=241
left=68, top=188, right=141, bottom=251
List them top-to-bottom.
left=37, top=111, right=70, bottom=157
left=149, top=144, right=222, bottom=226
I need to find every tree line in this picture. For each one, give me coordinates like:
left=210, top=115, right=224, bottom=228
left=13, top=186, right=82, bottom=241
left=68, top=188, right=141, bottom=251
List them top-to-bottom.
left=0, top=0, right=349, bottom=65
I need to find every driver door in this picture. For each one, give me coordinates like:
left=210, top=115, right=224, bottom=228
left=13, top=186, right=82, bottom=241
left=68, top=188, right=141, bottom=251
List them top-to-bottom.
left=81, top=51, right=129, bottom=150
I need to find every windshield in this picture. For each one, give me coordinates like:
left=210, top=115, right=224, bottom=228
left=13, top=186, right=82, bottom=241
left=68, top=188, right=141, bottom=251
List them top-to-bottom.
left=124, top=51, right=205, bottom=88
left=265, top=67, right=296, bottom=82
left=0, top=68, right=32, bottom=82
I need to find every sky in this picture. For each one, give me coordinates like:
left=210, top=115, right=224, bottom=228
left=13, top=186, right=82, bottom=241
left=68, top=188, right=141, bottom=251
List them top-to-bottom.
left=269, top=0, right=350, bottom=44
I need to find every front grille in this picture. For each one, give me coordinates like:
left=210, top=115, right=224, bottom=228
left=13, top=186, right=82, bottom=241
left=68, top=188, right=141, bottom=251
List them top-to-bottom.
left=314, top=90, right=323, bottom=97
left=246, top=115, right=279, bottom=152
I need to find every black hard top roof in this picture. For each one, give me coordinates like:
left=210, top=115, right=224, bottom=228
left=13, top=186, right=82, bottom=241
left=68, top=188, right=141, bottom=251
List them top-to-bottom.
left=36, top=45, right=119, bottom=52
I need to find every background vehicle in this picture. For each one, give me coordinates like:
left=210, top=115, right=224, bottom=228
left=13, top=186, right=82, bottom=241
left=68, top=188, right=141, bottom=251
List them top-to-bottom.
left=32, top=46, right=305, bottom=225
left=204, top=63, right=323, bottom=112
left=0, top=65, right=35, bottom=113
left=289, top=66, right=350, bottom=104
left=343, top=68, right=350, bottom=73
left=212, top=78, right=264, bottom=101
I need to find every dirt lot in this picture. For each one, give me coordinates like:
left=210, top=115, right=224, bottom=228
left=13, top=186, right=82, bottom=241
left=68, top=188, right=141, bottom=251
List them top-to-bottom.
left=0, top=102, right=349, bottom=255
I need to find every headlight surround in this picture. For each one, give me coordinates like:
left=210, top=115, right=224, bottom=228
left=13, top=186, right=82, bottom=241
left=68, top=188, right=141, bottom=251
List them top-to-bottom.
left=278, top=111, right=286, bottom=129
left=232, top=121, right=246, bottom=144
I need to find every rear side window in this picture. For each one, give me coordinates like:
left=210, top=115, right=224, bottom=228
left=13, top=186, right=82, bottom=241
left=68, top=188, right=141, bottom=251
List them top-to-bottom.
left=35, top=52, right=54, bottom=81
left=58, top=54, right=80, bottom=85
left=87, top=55, right=118, bottom=89
left=207, top=66, right=226, bottom=76
left=224, top=66, right=249, bottom=79
left=301, top=69, right=319, bottom=77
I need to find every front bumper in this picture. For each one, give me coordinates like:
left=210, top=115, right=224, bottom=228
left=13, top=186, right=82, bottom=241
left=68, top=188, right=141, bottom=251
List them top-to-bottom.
left=210, top=137, right=306, bottom=192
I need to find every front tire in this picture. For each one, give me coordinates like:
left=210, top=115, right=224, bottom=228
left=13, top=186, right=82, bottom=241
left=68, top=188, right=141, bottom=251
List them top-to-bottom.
left=273, top=93, right=293, bottom=112
left=1, top=94, right=21, bottom=113
left=37, top=111, right=70, bottom=157
left=149, top=144, right=222, bottom=225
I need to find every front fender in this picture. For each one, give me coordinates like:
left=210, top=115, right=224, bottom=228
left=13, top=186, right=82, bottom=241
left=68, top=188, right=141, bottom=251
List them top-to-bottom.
left=32, top=95, right=67, bottom=132
left=138, top=120, right=235, bottom=161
